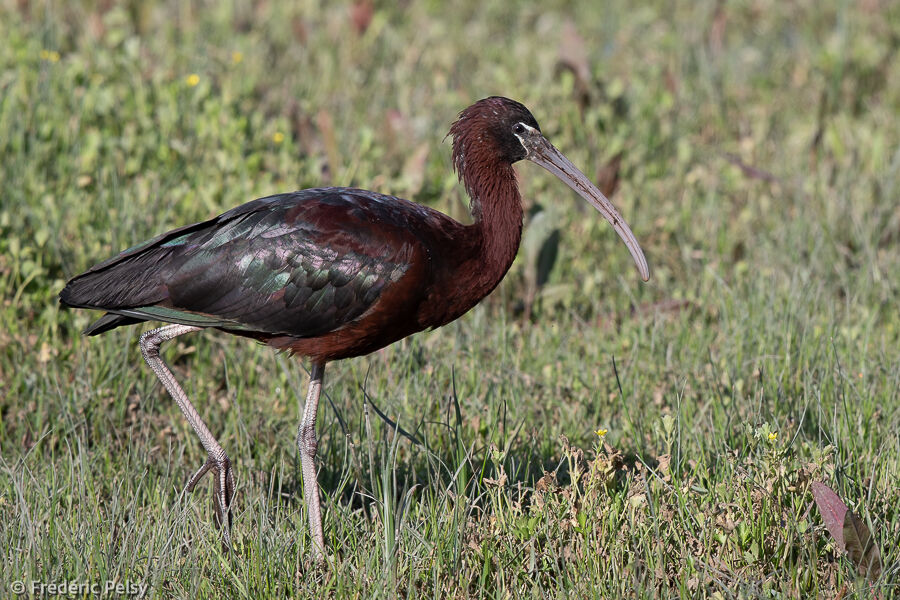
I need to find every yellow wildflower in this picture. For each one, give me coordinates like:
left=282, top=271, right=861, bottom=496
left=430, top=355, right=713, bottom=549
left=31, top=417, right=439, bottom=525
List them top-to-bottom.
left=40, top=49, right=61, bottom=63
left=232, top=51, right=243, bottom=64
left=185, top=73, right=200, bottom=87
left=272, top=132, right=285, bottom=144
left=594, top=428, right=608, bottom=439
left=768, top=431, right=778, bottom=442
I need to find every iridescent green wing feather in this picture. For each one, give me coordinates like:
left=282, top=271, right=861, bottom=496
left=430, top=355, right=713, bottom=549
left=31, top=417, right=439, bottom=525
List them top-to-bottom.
left=60, top=189, right=425, bottom=337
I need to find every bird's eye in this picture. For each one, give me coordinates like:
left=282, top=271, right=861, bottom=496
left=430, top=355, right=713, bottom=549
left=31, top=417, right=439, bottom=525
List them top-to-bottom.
left=513, top=123, right=526, bottom=135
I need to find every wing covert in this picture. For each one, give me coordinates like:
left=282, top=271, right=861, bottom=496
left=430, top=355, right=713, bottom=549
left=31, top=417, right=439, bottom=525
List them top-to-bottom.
left=61, top=189, right=428, bottom=339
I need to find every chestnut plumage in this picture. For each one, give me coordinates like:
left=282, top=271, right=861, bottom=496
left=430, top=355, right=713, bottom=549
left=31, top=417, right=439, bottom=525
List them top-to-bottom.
left=60, top=96, right=648, bottom=558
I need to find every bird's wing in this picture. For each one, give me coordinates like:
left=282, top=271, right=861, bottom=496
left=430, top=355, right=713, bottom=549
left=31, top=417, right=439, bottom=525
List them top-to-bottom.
left=60, top=189, right=439, bottom=338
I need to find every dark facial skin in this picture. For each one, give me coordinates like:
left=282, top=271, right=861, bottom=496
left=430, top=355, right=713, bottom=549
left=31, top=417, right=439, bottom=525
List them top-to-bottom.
left=487, top=100, right=542, bottom=163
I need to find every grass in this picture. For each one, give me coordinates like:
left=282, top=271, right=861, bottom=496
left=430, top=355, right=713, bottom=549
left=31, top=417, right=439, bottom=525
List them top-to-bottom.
left=1, top=0, right=898, bottom=597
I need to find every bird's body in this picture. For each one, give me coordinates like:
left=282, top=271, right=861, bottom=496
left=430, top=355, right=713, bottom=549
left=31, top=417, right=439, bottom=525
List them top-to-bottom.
left=60, top=97, right=648, bottom=559
left=61, top=184, right=521, bottom=361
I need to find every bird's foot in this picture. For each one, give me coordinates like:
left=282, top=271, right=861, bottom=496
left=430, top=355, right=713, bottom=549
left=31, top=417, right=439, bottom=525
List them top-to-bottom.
left=185, top=454, right=235, bottom=551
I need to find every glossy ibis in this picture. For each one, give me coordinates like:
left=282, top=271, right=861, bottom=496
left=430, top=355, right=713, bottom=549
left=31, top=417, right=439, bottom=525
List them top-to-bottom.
left=59, top=97, right=649, bottom=558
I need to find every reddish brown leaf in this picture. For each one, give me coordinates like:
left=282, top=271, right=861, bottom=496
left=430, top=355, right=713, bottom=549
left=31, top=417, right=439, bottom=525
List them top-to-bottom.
left=349, top=0, right=374, bottom=35
left=708, top=0, right=727, bottom=55
left=291, top=15, right=308, bottom=45
left=557, top=20, right=591, bottom=110
left=558, top=21, right=590, bottom=86
left=316, top=109, right=339, bottom=184
left=383, top=109, right=412, bottom=157
left=401, top=143, right=430, bottom=196
left=595, top=152, right=622, bottom=199
left=723, top=153, right=779, bottom=183
left=811, top=481, right=848, bottom=550
left=812, top=482, right=884, bottom=585
left=843, top=511, right=883, bottom=580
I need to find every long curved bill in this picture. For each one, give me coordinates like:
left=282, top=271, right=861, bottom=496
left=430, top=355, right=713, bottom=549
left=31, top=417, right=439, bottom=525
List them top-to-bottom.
left=523, top=134, right=650, bottom=282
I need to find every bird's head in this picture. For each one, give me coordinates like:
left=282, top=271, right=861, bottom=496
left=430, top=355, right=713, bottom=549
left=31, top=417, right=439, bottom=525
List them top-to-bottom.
left=449, top=96, right=649, bottom=282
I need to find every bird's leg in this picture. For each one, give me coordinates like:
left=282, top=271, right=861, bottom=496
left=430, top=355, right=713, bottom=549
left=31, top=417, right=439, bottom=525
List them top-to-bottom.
left=139, top=324, right=235, bottom=549
left=298, top=361, right=326, bottom=559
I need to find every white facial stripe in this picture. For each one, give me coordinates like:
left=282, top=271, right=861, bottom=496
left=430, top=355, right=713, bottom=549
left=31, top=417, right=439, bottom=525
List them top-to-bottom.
left=513, top=122, right=539, bottom=152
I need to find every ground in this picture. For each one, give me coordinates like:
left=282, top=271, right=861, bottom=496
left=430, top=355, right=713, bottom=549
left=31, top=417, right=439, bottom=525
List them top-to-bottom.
left=1, top=1, right=898, bottom=598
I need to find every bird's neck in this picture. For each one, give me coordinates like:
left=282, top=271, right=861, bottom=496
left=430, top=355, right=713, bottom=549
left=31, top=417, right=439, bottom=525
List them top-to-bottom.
left=415, top=161, right=523, bottom=329
left=465, top=162, right=524, bottom=296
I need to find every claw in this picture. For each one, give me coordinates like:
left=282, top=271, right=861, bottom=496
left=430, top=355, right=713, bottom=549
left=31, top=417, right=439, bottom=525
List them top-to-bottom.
left=184, top=455, right=235, bottom=550
left=213, top=457, right=235, bottom=533
left=185, top=459, right=214, bottom=493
